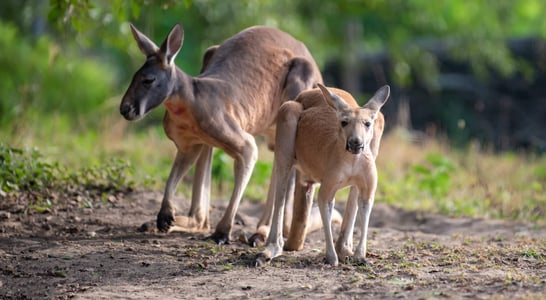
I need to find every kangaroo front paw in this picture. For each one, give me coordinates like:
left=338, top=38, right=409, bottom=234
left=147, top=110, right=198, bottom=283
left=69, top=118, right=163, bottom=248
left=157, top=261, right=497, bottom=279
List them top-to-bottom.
left=157, top=211, right=175, bottom=233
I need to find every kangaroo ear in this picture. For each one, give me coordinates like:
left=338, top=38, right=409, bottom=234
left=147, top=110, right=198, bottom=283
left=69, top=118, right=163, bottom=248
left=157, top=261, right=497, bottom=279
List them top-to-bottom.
left=159, top=23, right=184, bottom=66
left=130, top=24, right=159, bottom=57
left=317, top=83, right=350, bottom=111
left=363, top=85, right=390, bottom=112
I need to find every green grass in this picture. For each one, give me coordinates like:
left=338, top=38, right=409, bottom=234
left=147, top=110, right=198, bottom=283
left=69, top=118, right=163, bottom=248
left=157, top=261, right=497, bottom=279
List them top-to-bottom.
left=377, top=129, right=546, bottom=222
left=0, top=142, right=135, bottom=212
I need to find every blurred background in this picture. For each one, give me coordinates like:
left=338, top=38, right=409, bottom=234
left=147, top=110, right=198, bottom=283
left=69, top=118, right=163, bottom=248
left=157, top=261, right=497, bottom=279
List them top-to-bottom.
left=1, top=0, right=545, bottom=222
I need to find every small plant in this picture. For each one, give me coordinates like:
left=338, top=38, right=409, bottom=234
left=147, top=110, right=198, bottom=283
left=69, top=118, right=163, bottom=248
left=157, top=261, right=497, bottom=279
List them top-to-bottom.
left=0, top=144, right=135, bottom=212
left=0, top=144, right=60, bottom=193
left=211, top=149, right=272, bottom=201
left=211, top=149, right=234, bottom=194
left=408, top=153, right=455, bottom=198
left=67, top=158, right=135, bottom=193
left=210, top=244, right=224, bottom=255
left=519, top=247, right=542, bottom=259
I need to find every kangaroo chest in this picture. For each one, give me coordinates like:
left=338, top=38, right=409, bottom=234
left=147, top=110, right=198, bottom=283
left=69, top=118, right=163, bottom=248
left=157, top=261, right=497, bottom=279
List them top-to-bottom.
left=163, top=100, right=205, bottom=150
left=296, top=145, right=375, bottom=189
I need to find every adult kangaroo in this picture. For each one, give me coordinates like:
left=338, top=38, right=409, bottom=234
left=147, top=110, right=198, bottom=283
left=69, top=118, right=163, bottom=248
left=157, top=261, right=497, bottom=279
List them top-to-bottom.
left=120, top=23, right=323, bottom=244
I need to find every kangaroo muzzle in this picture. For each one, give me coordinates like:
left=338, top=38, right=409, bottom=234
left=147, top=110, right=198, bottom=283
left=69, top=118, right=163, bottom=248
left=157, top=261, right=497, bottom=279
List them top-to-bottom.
left=120, top=102, right=139, bottom=121
left=346, top=138, right=364, bottom=154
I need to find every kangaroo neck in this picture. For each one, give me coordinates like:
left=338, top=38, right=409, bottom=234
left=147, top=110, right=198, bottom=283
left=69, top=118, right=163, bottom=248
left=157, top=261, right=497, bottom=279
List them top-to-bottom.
left=168, top=67, right=197, bottom=104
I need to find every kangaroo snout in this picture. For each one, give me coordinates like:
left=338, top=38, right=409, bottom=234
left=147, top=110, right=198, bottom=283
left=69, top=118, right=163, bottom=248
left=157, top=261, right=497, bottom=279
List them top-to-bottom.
left=120, top=102, right=139, bottom=121
left=120, top=103, right=131, bottom=116
left=120, top=103, right=132, bottom=120
left=346, top=138, right=364, bottom=154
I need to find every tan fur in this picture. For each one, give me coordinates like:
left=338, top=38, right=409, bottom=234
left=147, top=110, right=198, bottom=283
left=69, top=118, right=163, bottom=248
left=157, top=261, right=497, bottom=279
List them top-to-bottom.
left=120, top=24, right=322, bottom=244
left=258, top=84, right=389, bottom=266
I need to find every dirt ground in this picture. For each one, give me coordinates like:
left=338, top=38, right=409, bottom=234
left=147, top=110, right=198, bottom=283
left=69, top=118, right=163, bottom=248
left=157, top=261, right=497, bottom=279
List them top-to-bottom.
left=1, top=191, right=545, bottom=299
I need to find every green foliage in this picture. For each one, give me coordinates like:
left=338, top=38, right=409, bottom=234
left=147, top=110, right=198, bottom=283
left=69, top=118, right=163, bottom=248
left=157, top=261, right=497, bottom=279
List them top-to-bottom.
left=43, top=0, right=546, bottom=88
left=0, top=21, right=116, bottom=129
left=378, top=134, right=546, bottom=222
left=0, top=144, right=135, bottom=212
left=0, top=144, right=58, bottom=193
left=210, top=149, right=271, bottom=201
left=211, top=149, right=234, bottom=194
left=379, top=152, right=458, bottom=216
left=408, top=153, right=455, bottom=198
left=66, top=157, right=135, bottom=193
left=246, top=160, right=273, bottom=201
left=519, top=247, right=542, bottom=259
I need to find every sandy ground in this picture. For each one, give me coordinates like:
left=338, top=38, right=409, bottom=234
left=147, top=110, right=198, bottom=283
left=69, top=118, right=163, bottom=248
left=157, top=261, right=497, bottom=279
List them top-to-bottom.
left=1, top=191, right=545, bottom=299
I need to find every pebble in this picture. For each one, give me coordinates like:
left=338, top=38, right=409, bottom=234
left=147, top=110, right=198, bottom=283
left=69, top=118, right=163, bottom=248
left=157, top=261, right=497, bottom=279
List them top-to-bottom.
left=0, top=211, right=10, bottom=221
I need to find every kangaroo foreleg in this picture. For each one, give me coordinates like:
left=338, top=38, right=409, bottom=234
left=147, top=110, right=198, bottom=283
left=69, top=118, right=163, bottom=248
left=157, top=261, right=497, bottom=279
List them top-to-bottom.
left=157, top=145, right=203, bottom=232
left=185, top=145, right=213, bottom=231
left=354, top=169, right=378, bottom=263
left=317, top=184, right=339, bottom=266
left=335, top=186, right=359, bottom=261
left=354, top=195, right=374, bottom=263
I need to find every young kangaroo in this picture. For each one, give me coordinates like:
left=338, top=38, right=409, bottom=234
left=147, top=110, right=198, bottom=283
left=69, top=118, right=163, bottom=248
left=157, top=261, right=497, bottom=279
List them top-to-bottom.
left=120, top=23, right=323, bottom=244
left=258, top=83, right=389, bottom=266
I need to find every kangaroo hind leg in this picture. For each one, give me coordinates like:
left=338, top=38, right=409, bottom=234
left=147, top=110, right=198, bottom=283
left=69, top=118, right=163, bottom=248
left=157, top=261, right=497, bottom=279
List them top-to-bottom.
left=249, top=57, right=319, bottom=247
left=256, top=101, right=303, bottom=266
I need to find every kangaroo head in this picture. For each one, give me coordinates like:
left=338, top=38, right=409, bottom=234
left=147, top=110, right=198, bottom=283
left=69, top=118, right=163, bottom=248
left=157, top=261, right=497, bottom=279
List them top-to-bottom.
left=120, top=23, right=184, bottom=121
left=318, top=83, right=390, bottom=155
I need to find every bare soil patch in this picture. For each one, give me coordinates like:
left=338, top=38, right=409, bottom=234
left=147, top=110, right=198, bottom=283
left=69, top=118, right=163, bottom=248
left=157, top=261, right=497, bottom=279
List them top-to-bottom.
left=1, top=191, right=545, bottom=299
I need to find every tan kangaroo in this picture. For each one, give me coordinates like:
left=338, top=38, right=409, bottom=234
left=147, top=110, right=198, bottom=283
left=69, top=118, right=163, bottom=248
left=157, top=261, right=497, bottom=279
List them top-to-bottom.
left=120, top=23, right=323, bottom=244
left=257, top=83, right=389, bottom=266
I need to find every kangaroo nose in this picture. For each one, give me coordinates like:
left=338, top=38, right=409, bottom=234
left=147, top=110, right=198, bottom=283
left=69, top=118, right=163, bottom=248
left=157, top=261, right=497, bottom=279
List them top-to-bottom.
left=120, top=104, right=131, bottom=116
left=346, top=138, right=364, bottom=154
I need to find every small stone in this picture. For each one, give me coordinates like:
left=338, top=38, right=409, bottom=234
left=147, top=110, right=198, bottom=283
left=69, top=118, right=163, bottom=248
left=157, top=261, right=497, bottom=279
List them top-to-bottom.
left=0, top=211, right=11, bottom=221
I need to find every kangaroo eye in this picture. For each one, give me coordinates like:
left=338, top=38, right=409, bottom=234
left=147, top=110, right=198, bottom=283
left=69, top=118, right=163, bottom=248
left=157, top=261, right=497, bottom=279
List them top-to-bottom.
left=142, top=76, right=155, bottom=85
left=341, top=121, right=348, bottom=127
left=364, top=121, right=371, bottom=128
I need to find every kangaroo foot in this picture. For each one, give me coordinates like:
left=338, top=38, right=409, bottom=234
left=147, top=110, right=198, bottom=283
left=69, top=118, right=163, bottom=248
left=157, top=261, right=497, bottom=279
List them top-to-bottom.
left=156, top=211, right=175, bottom=232
left=207, top=230, right=231, bottom=245
left=248, top=232, right=266, bottom=247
